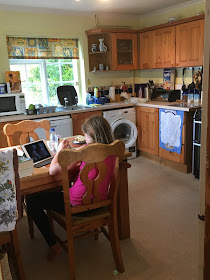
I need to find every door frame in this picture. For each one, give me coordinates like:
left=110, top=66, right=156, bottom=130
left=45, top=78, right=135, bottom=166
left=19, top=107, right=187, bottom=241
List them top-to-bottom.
left=199, top=3, right=210, bottom=279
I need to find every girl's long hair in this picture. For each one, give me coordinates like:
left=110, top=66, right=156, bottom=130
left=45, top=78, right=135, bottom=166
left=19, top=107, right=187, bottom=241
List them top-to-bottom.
left=82, top=115, right=113, bottom=144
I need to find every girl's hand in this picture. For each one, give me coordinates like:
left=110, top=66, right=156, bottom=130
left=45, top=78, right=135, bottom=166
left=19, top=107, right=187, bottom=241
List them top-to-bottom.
left=57, top=139, right=70, bottom=153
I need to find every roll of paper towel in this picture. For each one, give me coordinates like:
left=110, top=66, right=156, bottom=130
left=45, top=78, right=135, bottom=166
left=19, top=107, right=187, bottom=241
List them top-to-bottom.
left=109, top=87, right=115, bottom=102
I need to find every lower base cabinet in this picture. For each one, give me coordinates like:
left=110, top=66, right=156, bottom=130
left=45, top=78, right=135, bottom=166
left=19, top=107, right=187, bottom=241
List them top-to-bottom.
left=136, top=107, right=159, bottom=155
left=136, top=107, right=194, bottom=172
left=71, top=111, right=103, bottom=135
left=159, top=111, right=193, bottom=168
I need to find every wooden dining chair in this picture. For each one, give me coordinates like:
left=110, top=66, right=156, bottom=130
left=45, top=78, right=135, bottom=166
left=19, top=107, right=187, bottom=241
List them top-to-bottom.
left=3, top=119, right=51, bottom=239
left=3, top=119, right=50, bottom=147
left=47, top=140, right=125, bottom=280
left=0, top=149, right=25, bottom=280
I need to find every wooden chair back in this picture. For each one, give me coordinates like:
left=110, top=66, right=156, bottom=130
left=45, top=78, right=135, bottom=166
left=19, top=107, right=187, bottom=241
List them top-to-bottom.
left=3, top=119, right=50, bottom=146
left=58, top=140, right=125, bottom=214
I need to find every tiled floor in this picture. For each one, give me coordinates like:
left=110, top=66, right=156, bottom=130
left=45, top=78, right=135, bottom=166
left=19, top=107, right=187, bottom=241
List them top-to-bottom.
left=2, top=157, right=199, bottom=279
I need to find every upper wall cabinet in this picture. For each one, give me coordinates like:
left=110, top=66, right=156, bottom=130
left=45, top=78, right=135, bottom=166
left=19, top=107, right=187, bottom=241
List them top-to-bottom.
left=139, top=16, right=204, bottom=69
left=175, top=19, right=204, bottom=67
left=139, top=27, right=175, bottom=69
left=153, top=27, right=175, bottom=68
left=86, top=29, right=138, bottom=72
left=86, top=31, right=112, bottom=72
left=139, top=31, right=154, bottom=69
left=111, top=33, right=138, bottom=70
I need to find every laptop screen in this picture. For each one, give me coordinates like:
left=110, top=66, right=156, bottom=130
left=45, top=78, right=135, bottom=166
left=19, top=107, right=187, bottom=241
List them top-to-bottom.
left=22, top=140, right=52, bottom=163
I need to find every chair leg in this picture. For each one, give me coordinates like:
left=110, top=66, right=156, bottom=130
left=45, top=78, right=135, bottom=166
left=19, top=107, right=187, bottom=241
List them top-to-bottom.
left=24, top=195, right=34, bottom=239
left=27, top=214, right=34, bottom=240
left=108, top=223, right=125, bottom=273
left=7, top=227, right=26, bottom=280
left=94, top=229, right=99, bottom=240
left=66, top=232, right=76, bottom=280
left=0, top=259, right=4, bottom=280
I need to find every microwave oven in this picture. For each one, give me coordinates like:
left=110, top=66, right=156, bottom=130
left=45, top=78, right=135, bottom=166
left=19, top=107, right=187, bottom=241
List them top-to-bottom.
left=0, top=93, right=26, bottom=116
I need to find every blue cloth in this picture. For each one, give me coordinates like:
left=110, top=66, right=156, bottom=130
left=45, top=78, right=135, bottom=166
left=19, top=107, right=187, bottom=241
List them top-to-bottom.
left=159, top=109, right=184, bottom=154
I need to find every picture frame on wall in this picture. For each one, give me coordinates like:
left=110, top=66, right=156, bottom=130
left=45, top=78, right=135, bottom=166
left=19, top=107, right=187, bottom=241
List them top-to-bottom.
left=5, top=71, right=22, bottom=93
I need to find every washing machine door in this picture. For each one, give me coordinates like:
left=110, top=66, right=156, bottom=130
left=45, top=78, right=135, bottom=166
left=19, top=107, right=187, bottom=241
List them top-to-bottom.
left=111, top=119, right=137, bottom=149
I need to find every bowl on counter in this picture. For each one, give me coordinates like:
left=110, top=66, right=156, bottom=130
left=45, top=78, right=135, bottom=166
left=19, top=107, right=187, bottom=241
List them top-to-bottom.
left=37, top=106, right=56, bottom=114
left=26, top=109, right=39, bottom=115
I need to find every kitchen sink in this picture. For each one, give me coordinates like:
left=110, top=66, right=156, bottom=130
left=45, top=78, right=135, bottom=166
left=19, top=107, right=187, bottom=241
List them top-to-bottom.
left=56, top=105, right=91, bottom=112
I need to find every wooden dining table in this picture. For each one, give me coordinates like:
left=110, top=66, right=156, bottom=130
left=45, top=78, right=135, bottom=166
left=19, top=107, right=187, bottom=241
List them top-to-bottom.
left=20, top=151, right=131, bottom=240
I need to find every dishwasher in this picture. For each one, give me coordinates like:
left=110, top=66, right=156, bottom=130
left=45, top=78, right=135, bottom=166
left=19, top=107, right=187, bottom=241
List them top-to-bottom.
left=34, top=115, right=73, bottom=140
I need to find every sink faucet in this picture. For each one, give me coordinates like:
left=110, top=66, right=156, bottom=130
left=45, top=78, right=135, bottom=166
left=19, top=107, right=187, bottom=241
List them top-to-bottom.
left=75, top=96, right=78, bottom=107
left=64, top=97, right=68, bottom=108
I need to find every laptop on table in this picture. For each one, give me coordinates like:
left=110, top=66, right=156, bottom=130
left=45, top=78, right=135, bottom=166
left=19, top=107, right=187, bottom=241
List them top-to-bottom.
left=21, top=139, right=53, bottom=168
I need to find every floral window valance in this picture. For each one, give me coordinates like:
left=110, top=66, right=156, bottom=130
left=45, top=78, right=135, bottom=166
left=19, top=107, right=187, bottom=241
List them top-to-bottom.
left=6, top=37, right=79, bottom=59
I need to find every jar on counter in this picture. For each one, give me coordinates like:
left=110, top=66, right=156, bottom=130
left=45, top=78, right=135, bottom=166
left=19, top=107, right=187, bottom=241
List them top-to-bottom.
left=182, top=93, right=188, bottom=103
left=188, top=93, right=194, bottom=104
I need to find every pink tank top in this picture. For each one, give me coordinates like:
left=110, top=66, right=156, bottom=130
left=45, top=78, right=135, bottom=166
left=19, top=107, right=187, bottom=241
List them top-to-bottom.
left=69, top=156, right=116, bottom=206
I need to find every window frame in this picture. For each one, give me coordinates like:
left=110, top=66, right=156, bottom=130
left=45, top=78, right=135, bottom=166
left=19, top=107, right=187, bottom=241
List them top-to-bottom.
left=9, top=58, right=80, bottom=106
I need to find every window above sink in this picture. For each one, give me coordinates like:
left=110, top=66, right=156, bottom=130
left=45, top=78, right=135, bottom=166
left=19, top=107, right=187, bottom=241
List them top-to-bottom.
left=9, top=58, right=80, bottom=107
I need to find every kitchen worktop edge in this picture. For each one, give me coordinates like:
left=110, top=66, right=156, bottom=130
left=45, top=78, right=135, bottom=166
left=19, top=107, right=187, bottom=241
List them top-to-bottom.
left=136, top=101, right=202, bottom=112
left=0, top=102, right=134, bottom=123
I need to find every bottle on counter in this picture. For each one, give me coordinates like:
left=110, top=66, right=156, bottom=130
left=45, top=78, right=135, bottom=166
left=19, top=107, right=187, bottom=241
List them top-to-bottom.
left=94, top=87, right=99, bottom=98
left=182, top=93, right=188, bottom=104
left=49, top=128, right=58, bottom=154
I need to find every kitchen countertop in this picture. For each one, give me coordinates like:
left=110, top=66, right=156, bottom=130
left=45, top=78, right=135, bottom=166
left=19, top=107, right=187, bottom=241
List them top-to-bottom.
left=136, top=101, right=202, bottom=112
left=0, top=102, right=135, bottom=123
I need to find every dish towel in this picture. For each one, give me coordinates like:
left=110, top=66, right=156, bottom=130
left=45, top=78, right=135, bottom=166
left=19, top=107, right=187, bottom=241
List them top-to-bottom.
left=159, top=109, right=184, bottom=154
left=0, top=150, right=17, bottom=232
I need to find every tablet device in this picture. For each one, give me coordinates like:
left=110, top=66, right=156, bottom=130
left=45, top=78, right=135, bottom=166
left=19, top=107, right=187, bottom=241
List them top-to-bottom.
left=21, top=139, right=53, bottom=168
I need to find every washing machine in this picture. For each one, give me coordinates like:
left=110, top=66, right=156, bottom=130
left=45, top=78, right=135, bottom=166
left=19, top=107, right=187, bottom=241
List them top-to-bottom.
left=103, top=107, right=137, bottom=159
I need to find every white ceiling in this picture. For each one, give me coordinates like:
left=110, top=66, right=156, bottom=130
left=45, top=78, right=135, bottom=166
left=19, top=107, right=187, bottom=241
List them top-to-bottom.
left=0, top=0, right=203, bottom=15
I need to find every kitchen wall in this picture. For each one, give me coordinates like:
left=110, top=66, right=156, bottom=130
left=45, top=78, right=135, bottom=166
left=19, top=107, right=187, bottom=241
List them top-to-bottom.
left=0, top=1, right=206, bottom=103
left=134, top=1, right=206, bottom=86
left=0, top=9, right=139, bottom=103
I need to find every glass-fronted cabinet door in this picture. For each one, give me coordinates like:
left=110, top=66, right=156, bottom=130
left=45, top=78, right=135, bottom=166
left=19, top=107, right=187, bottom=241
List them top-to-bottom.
left=111, top=33, right=138, bottom=70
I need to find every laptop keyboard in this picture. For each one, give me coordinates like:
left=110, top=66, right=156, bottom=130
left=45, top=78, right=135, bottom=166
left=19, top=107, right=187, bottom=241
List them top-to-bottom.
left=34, top=158, right=52, bottom=168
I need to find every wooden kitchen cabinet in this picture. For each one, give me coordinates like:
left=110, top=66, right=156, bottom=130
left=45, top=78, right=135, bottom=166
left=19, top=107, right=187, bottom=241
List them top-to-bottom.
left=139, top=15, right=204, bottom=69
left=175, top=19, right=204, bottom=67
left=139, top=26, right=175, bottom=69
left=153, top=26, right=175, bottom=68
left=86, top=29, right=137, bottom=71
left=85, top=31, right=112, bottom=72
left=139, top=31, right=154, bottom=69
left=111, top=33, right=138, bottom=70
left=136, top=107, right=159, bottom=155
left=137, top=107, right=194, bottom=173
left=71, top=111, right=102, bottom=135
left=158, top=111, right=194, bottom=169
left=158, top=114, right=185, bottom=164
